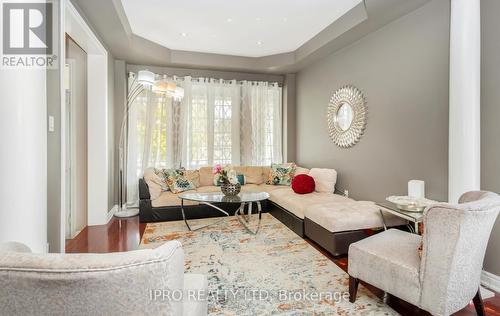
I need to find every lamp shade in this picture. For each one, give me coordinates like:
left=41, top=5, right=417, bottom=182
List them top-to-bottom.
left=137, top=70, right=155, bottom=87
left=152, top=75, right=177, bottom=95
left=174, top=86, right=185, bottom=100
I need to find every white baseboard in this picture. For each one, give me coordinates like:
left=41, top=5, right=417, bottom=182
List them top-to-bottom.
left=107, top=205, right=119, bottom=223
left=481, top=270, right=500, bottom=294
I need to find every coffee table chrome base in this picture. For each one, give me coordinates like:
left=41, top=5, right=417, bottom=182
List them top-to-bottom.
left=181, top=200, right=229, bottom=231
left=235, top=201, right=262, bottom=235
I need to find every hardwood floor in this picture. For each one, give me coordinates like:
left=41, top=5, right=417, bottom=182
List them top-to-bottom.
left=65, top=216, right=146, bottom=253
left=66, top=216, right=500, bottom=316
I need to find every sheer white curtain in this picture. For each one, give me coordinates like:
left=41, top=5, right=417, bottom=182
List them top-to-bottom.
left=180, top=77, right=241, bottom=169
left=241, top=81, right=283, bottom=166
left=126, top=88, right=174, bottom=206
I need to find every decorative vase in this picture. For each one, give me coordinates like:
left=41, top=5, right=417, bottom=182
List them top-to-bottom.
left=221, top=183, right=241, bottom=196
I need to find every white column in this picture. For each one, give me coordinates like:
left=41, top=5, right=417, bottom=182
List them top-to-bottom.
left=449, top=0, right=481, bottom=203
left=87, top=54, right=110, bottom=225
left=0, top=69, right=48, bottom=253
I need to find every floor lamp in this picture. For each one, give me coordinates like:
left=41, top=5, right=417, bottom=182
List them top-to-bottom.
left=114, top=70, right=151, bottom=218
left=114, top=71, right=184, bottom=218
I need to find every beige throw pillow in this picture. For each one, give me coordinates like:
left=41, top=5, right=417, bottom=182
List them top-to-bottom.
left=245, top=166, right=264, bottom=184
left=199, top=167, right=214, bottom=187
left=262, top=167, right=271, bottom=182
left=143, top=168, right=165, bottom=200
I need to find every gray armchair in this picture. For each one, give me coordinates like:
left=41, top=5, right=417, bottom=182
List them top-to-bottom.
left=348, top=191, right=500, bottom=316
left=0, top=240, right=208, bottom=316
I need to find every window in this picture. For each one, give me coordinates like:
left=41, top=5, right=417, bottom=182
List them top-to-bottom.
left=184, top=80, right=282, bottom=168
left=184, top=80, right=242, bottom=169
left=187, top=86, right=209, bottom=169
left=213, top=97, right=233, bottom=165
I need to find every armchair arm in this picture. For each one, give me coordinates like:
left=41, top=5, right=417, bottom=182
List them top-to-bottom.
left=458, top=191, right=495, bottom=204
left=0, top=242, right=32, bottom=253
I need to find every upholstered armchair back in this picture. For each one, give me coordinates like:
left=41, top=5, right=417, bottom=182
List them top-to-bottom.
left=419, top=191, right=500, bottom=316
left=0, top=241, right=185, bottom=316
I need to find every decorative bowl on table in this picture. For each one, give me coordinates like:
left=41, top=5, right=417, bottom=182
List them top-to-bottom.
left=213, top=164, right=241, bottom=196
left=221, top=183, right=241, bottom=196
left=221, top=195, right=242, bottom=203
left=386, top=196, right=434, bottom=213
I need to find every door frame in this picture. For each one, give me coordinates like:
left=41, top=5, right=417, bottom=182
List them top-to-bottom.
left=60, top=0, right=110, bottom=251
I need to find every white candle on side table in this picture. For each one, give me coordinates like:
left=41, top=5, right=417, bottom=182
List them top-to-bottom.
left=408, top=180, right=425, bottom=199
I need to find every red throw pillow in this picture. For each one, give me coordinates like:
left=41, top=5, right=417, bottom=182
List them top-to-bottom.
left=291, top=174, right=315, bottom=194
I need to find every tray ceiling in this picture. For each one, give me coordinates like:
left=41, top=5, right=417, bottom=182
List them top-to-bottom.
left=120, top=0, right=363, bottom=57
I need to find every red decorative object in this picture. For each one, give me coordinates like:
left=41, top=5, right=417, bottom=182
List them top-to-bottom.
left=291, top=174, right=315, bottom=194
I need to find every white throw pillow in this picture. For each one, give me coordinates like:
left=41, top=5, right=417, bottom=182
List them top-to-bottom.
left=308, top=168, right=337, bottom=193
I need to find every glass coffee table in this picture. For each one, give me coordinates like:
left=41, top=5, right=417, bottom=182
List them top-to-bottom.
left=178, top=191, right=270, bottom=234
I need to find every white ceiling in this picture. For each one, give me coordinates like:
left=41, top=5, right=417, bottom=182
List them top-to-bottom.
left=120, top=0, right=363, bottom=58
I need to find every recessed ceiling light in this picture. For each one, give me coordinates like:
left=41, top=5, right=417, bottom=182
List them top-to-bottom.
left=226, top=18, right=233, bottom=23
left=180, top=32, right=187, bottom=37
left=257, top=40, right=263, bottom=46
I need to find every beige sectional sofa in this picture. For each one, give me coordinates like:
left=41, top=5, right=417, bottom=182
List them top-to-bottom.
left=139, top=165, right=406, bottom=256
left=145, top=166, right=282, bottom=208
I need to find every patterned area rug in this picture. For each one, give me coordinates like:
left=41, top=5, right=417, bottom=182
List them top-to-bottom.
left=140, top=213, right=397, bottom=316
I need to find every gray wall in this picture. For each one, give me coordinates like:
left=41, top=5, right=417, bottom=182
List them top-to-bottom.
left=295, top=0, right=450, bottom=202
left=481, top=0, right=500, bottom=277
left=46, top=1, right=64, bottom=252
left=47, top=67, right=62, bottom=252
left=283, top=74, right=297, bottom=163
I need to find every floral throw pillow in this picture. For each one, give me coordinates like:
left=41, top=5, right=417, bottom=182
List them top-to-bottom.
left=267, top=163, right=296, bottom=186
left=153, top=168, right=170, bottom=192
left=165, top=169, right=196, bottom=194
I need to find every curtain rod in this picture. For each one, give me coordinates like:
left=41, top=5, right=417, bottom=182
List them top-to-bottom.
left=129, top=72, right=282, bottom=87
left=176, top=77, right=282, bottom=87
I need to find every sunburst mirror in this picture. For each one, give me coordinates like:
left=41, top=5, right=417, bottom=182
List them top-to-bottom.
left=327, top=85, right=367, bottom=148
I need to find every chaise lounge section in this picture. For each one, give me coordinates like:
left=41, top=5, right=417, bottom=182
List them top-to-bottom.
left=304, top=202, right=407, bottom=256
